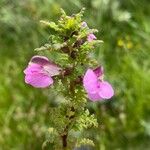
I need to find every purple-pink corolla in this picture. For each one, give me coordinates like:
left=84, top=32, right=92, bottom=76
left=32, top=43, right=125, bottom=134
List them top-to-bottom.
left=81, top=21, right=88, bottom=28
left=81, top=22, right=96, bottom=42
left=87, top=33, right=97, bottom=42
left=24, top=55, right=62, bottom=88
left=83, top=66, right=114, bottom=101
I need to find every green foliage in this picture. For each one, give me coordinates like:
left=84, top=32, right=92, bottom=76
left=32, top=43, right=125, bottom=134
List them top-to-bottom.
left=0, top=0, right=150, bottom=150
left=75, top=109, right=98, bottom=131
left=76, top=138, right=95, bottom=147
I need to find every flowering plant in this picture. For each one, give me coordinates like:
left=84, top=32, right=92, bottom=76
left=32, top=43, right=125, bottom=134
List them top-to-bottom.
left=24, top=8, right=114, bottom=149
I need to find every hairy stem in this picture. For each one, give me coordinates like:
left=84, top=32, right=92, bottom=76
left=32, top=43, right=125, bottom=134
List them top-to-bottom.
left=61, top=106, right=75, bottom=149
left=62, top=133, right=68, bottom=149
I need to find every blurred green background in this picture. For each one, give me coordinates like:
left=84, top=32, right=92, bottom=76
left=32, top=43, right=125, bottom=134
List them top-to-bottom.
left=0, top=0, right=150, bottom=149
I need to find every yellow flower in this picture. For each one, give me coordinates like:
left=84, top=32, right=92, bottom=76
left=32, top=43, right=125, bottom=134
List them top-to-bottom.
left=117, top=39, right=124, bottom=47
left=126, top=41, right=133, bottom=49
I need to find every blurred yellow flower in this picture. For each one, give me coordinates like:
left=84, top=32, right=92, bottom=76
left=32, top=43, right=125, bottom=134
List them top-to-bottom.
left=117, top=37, right=133, bottom=49
left=117, top=39, right=124, bottom=47
left=127, top=41, right=133, bottom=49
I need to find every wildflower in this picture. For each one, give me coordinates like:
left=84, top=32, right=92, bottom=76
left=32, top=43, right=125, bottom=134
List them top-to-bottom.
left=81, top=21, right=88, bottom=28
left=81, top=22, right=96, bottom=42
left=87, top=33, right=97, bottom=42
left=117, top=39, right=124, bottom=47
left=126, top=41, right=133, bottom=49
left=24, top=55, right=61, bottom=88
left=83, top=66, right=114, bottom=101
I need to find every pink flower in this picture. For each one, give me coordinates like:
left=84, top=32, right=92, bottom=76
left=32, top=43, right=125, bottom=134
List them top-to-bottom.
left=81, top=21, right=88, bottom=28
left=87, top=33, right=97, bottom=42
left=24, top=55, right=62, bottom=88
left=83, top=66, right=114, bottom=101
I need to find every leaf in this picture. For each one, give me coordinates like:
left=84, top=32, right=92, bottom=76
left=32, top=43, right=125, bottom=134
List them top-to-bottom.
left=40, top=20, right=60, bottom=32
left=34, top=42, right=67, bottom=51
left=34, top=43, right=52, bottom=51
left=76, top=138, right=95, bottom=147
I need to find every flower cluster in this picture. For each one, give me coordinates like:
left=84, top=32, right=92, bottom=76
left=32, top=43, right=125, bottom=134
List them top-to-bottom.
left=24, top=30, right=114, bottom=101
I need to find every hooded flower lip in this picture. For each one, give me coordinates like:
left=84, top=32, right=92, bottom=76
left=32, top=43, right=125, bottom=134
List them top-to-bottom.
left=87, top=33, right=97, bottom=42
left=24, top=55, right=62, bottom=88
left=83, top=66, right=114, bottom=101
left=93, top=66, right=104, bottom=78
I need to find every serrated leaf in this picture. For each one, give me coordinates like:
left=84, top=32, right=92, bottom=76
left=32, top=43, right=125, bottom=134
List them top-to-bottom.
left=60, top=8, right=66, bottom=17
left=40, top=20, right=60, bottom=31
left=35, top=42, right=67, bottom=51
left=34, top=43, right=52, bottom=51
left=76, top=138, right=95, bottom=147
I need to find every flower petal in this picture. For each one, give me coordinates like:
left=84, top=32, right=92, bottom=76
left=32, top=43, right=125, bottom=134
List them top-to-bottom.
left=87, top=33, right=97, bottom=42
left=30, top=55, right=62, bottom=76
left=30, top=55, right=50, bottom=66
left=24, top=64, right=43, bottom=74
left=43, top=65, right=61, bottom=77
left=83, top=69, right=99, bottom=93
left=25, top=73, right=53, bottom=88
left=98, top=81, right=114, bottom=99
left=88, top=92, right=102, bottom=101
